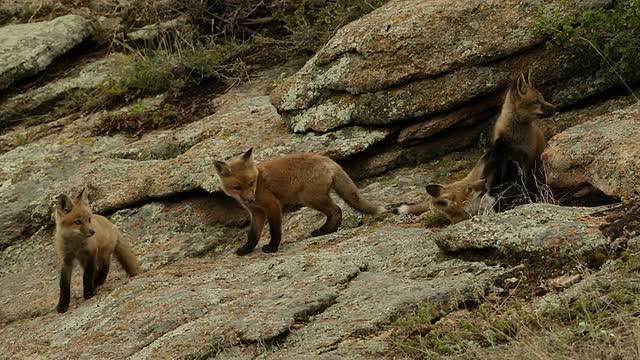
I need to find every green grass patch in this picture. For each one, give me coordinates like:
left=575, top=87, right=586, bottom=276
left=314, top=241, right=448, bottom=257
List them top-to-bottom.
left=391, top=264, right=640, bottom=359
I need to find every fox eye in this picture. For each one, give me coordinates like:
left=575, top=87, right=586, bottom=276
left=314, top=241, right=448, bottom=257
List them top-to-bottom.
left=233, top=185, right=242, bottom=191
left=434, top=200, right=448, bottom=207
left=74, top=219, right=82, bottom=225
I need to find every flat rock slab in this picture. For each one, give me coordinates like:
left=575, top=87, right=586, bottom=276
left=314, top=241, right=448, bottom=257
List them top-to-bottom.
left=271, top=0, right=612, bottom=132
left=0, top=14, right=94, bottom=90
left=0, top=68, right=391, bottom=248
left=543, top=104, right=640, bottom=198
left=435, top=203, right=610, bottom=260
left=0, top=223, right=504, bottom=359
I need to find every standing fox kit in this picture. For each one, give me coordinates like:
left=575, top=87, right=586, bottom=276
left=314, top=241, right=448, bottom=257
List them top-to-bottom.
left=392, top=70, right=554, bottom=222
left=485, top=70, right=555, bottom=197
left=214, top=149, right=385, bottom=256
left=54, top=188, right=140, bottom=313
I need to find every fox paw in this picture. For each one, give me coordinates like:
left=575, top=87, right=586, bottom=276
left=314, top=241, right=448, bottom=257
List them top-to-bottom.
left=384, top=203, right=403, bottom=214
left=262, top=244, right=279, bottom=253
left=235, top=246, right=254, bottom=256
left=83, top=290, right=96, bottom=300
left=56, top=304, right=69, bottom=314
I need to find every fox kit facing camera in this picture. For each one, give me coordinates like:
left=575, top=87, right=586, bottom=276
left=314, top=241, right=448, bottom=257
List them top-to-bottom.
left=484, top=70, right=555, bottom=198
left=214, top=149, right=385, bottom=256
left=54, top=188, right=140, bottom=313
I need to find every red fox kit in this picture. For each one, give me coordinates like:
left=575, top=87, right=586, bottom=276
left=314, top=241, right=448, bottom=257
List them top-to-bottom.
left=484, top=70, right=555, bottom=200
left=214, top=149, right=386, bottom=255
left=393, top=155, right=495, bottom=223
left=54, top=188, right=140, bottom=313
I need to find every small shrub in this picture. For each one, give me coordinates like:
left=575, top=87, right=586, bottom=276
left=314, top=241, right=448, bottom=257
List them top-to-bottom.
left=535, top=0, right=640, bottom=97
left=95, top=100, right=186, bottom=135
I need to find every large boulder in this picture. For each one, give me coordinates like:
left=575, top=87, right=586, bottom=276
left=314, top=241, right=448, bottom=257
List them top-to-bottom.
left=270, top=0, right=613, bottom=133
left=0, top=14, right=94, bottom=90
left=542, top=104, right=640, bottom=199
left=435, top=203, right=611, bottom=262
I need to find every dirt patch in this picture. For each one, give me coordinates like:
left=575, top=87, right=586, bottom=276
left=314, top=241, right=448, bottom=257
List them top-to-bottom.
left=599, top=202, right=640, bottom=241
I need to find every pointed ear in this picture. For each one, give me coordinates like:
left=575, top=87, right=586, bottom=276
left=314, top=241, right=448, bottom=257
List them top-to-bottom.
left=526, top=68, right=533, bottom=86
left=516, top=72, right=528, bottom=97
left=241, top=148, right=254, bottom=164
left=213, top=160, right=231, bottom=177
left=425, top=184, right=443, bottom=198
left=76, top=187, right=89, bottom=204
left=56, top=194, right=73, bottom=214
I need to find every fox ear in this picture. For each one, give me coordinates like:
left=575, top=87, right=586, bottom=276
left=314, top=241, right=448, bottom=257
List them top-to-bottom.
left=526, top=68, right=533, bottom=86
left=516, top=72, right=528, bottom=97
left=241, top=148, right=254, bottom=164
left=213, top=160, right=231, bottom=177
left=425, top=184, right=443, bottom=198
left=76, top=187, right=89, bottom=204
left=56, top=194, right=73, bottom=214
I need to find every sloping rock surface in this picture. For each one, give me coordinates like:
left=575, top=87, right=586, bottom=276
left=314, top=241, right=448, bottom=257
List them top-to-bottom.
left=0, top=15, right=93, bottom=91
left=0, top=71, right=391, bottom=249
left=0, top=165, right=505, bottom=359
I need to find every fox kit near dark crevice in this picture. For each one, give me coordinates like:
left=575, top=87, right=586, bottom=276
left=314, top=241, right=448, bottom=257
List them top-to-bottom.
left=483, top=70, right=555, bottom=204
left=214, top=149, right=386, bottom=256
left=392, top=152, right=495, bottom=224
left=54, top=188, right=140, bottom=313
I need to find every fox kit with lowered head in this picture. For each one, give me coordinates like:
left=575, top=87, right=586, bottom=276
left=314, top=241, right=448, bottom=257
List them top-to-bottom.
left=484, top=70, right=555, bottom=202
left=214, top=149, right=386, bottom=255
left=393, top=154, right=495, bottom=223
left=54, top=188, right=140, bottom=313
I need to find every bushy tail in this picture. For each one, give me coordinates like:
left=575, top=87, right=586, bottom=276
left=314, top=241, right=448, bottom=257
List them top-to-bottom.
left=333, top=168, right=385, bottom=214
left=395, top=202, right=431, bottom=215
left=114, top=236, right=141, bottom=276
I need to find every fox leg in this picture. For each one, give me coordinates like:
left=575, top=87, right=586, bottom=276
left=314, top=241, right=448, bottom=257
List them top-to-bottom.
left=307, top=196, right=342, bottom=237
left=262, top=203, right=283, bottom=254
left=236, top=207, right=266, bottom=256
left=80, top=251, right=97, bottom=300
left=94, top=255, right=110, bottom=287
left=57, top=260, right=73, bottom=313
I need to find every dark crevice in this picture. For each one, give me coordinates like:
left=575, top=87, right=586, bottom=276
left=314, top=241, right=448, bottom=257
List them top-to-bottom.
left=439, top=247, right=611, bottom=300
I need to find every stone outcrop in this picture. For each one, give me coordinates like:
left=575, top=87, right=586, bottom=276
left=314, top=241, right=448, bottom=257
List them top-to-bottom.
left=271, top=0, right=613, bottom=134
left=0, top=15, right=93, bottom=90
left=0, top=74, right=391, bottom=249
left=543, top=103, right=640, bottom=199
left=0, top=164, right=505, bottom=359
left=435, top=203, right=610, bottom=261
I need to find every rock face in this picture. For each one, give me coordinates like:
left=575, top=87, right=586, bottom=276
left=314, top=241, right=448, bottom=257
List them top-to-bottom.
left=271, top=0, right=613, bottom=134
left=0, top=15, right=94, bottom=90
left=0, top=54, right=123, bottom=129
left=0, top=71, right=391, bottom=250
left=543, top=104, right=640, bottom=199
left=0, top=163, right=505, bottom=359
left=435, top=204, right=610, bottom=261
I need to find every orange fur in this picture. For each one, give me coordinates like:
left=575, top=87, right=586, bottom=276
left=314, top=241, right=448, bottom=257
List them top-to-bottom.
left=486, top=70, right=555, bottom=200
left=214, top=149, right=385, bottom=255
left=397, top=158, right=494, bottom=223
left=54, top=189, right=140, bottom=313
